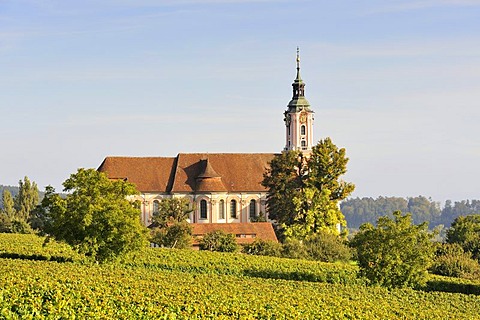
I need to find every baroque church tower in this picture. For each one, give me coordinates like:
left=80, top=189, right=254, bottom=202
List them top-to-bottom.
left=284, top=48, right=314, bottom=153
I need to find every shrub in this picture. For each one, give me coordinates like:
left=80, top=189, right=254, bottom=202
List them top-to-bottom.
left=350, top=211, right=435, bottom=288
left=446, top=215, right=480, bottom=262
left=151, top=221, right=192, bottom=249
left=199, top=230, right=238, bottom=252
left=304, top=231, right=352, bottom=263
left=243, top=239, right=282, bottom=257
left=281, top=239, right=309, bottom=259
left=430, top=243, right=480, bottom=279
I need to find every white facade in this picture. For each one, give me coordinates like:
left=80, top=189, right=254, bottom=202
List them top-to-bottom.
left=132, top=192, right=267, bottom=226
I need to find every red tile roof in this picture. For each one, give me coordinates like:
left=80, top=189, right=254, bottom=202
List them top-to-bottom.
left=98, top=153, right=276, bottom=193
left=98, top=157, right=176, bottom=192
left=191, top=222, right=278, bottom=245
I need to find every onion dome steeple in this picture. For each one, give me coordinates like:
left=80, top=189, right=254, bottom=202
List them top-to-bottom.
left=284, top=47, right=314, bottom=153
left=287, top=47, right=311, bottom=112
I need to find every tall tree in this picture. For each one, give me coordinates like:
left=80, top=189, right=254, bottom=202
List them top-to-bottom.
left=263, top=137, right=354, bottom=240
left=306, top=137, right=355, bottom=201
left=262, top=150, right=303, bottom=229
left=41, top=168, right=148, bottom=262
left=14, top=176, right=39, bottom=221
left=2, top=189, right=16, bottom=219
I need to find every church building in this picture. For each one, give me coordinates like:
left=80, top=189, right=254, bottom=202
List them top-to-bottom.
left=97, top=49, right=314, bottom=244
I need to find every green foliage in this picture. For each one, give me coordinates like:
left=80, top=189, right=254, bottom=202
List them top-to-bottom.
left=306, top=137, right=355, bottom=202
left=263, top=138, right=354, bottom=240
left=262, top=150, right=303, bottom=230
left=41, top=168, right=148, bottom=262
left=14, top=176, right=39, bottom=221
left=0, top=185, right=18, bottom=209
left=0, top=188, right=35, bottom=234
left=285, top=188, right=346, bottom=240
left=2, top=189, right=16, bottom=219
left=151, top=197, right=193, bottom=226
left=150, top=198, right=193, bottom=249
left=351, top=211, right=435, bottom=288
left=446, top=214, right=480, bottom=261
left=9, top=218, right=34, bottom=234
left=151, top=221, right=192, bottom=249
left=199, top=230, right=238, bottom=252
left=303, top=231, right=352, bottom=263
left=0, top=233, right=85, bottom=262
left=2, top=233, right=480, bottom=318
left=281, top=238, right=309, bottom=259
left=242, top=239, right=282, bottom=257
left=430, top=243, right=480, bottom=279
left=425, top=274, right=480, bottom=295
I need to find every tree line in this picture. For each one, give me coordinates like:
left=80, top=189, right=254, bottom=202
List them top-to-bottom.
left=341, top=196, right=480, bottom=229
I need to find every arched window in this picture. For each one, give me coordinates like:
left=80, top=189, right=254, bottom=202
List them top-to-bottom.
left=301, top=125, right=306, bottom=135
left=301, top=140, right=307, bottom=150
left=249, top=199, right=256, bottom=220
left=153, top=200, right=160, bottom=213
left=200, top=200, right=207, bottom=219
left=218, top=200, right=225, bottom=220
left=230, top=200, right=237, bottom=219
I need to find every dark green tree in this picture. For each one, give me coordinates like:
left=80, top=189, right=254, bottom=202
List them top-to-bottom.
left=263, top=137, right=354, bottom=240
left=306, top=137, right=355, bottom=201
left=262, top=150, right=303, bottom=228
left=41, top=168, right=148, bottom=262
left=351, top=211, right=435, bottom=288
left=446, top=214, right=480, bottom=261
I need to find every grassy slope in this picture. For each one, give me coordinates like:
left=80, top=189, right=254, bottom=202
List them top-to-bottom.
left=1, top=234, right=480, bottom=319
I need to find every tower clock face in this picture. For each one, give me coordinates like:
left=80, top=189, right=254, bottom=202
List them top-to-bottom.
left=300, top=112, right=307, bottom=123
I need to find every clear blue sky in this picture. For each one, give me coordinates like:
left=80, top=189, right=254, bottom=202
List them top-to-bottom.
left=1, top=0, right=479, bottom=204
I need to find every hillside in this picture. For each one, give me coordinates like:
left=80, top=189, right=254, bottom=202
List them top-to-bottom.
left=1, top=233, right=480, bottom=318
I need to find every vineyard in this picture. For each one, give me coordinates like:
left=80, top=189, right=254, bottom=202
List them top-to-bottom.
left=1, top=234, right=480, bottom=319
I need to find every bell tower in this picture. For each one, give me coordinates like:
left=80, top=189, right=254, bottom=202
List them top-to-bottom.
left=284, top=48, right=314, bottom=153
